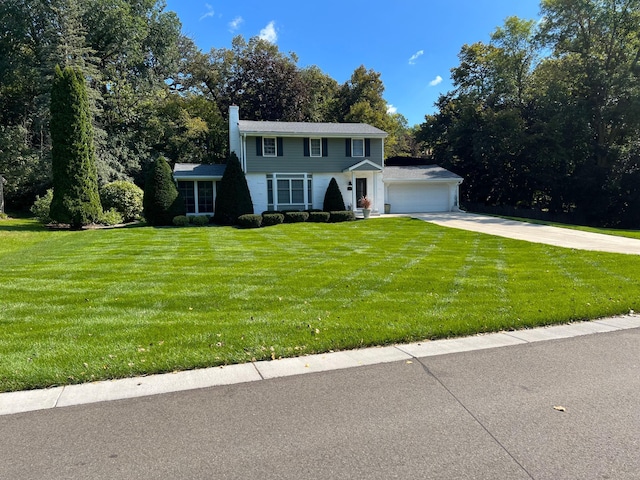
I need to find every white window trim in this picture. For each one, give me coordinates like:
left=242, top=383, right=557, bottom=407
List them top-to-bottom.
left=263, top=137, right=277, bottom=157
left=309, top=138, right=322, bottom=157
left=352, top=138, right=364, bottom=157
left=268, top=173, right=312, bottom=210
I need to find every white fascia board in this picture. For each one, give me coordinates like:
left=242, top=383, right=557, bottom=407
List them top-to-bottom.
left=238, top=130, right=387, bottom=139
left=174, top=175, right=223, bottom=181
left=382, top=178, right=463, bottom=184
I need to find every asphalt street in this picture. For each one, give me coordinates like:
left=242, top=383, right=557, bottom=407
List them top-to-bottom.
left=2, top=326, right=639, bottom=480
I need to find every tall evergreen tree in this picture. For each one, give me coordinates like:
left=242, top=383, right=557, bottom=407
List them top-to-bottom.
left=49, top=65, right=102, bottom=227
left=213, top=152, right=253, bottom=225
left=143, top=156, right=185, bottom=226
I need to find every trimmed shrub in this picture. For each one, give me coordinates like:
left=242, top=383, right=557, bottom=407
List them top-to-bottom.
left=49, top=65, right=102, bottom=227
left=214, top=152, right=253, bottom=225
left=143, top=156, right=185, bottom=226
left=323, top=177, right=346, bottom=212
left=101, top=180, right=143, bottom=222
left=30, top=189, right=53, bottom=224
left=98, top=208, right=124, bottom=226
left=329, top=210, right=356, bottom=223
left=284, top=211, right=309, bottom=223
left=308, top=211, right=330, bottom=223
left=237, top=213, right=262, bottom=228
left=262, top=213, right=284, bottom=226
left=172, top=215, right=190, bottom=227
left=191, top=215, right=209, bottom=226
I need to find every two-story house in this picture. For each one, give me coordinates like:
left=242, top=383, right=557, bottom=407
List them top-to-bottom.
left=173, top=106, right=462, bottom=216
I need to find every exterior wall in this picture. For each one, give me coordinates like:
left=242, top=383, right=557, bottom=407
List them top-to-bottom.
left=244, top=136, right=384, bottom=173
left=246, top=173, right=269, bottom=214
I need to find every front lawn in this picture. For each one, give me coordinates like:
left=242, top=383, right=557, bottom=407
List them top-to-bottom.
left=1, top=217, right=638, bottom=392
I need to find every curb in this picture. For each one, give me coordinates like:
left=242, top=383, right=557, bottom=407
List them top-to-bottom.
left=1, top=315, right=638, bottom=416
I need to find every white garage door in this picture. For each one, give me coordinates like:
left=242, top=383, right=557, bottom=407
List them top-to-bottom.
left=387, top=183, right=450, bottom=213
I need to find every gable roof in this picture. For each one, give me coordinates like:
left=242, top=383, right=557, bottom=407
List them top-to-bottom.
left=238, top=120, right=387, bottom=138
left=344, top=159, right=383, bottom=172
left=173, top=163, right=226, bottom=179
left=383, top=165, right=463, bottom=183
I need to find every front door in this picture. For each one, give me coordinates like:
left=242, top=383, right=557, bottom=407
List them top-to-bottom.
left=355, top=178, right=367, bottom=206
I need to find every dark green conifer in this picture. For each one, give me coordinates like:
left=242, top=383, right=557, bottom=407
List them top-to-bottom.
left=49, top=65, right=102, bottom=227
left=213, top=152, right=253, bottom=225
left=143, top=156, right=185, bottom=226
left=323, top=177, right=346, bottom=211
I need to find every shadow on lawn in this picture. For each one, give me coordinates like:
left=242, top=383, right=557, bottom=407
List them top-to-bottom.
left=0, top=221, right=47, bottom=232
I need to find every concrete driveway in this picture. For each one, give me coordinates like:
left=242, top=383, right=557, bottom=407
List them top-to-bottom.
left=408, top=212, right=640, bottom=255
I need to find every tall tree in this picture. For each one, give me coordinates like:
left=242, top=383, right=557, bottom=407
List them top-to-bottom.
left=49, top=65, right=102, bottom=227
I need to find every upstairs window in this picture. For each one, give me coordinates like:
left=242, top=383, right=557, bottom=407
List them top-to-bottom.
left=263, top=137, right=277, bottom=156
left=310, top=138, right=322, bottom=157
left=352, top=138, right=364, bottom=157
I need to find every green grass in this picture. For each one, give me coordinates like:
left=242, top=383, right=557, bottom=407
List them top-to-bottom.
left=1, top=217, right=638, bottom=392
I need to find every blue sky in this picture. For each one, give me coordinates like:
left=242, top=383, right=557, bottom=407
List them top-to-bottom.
left=164, top=0, right=542, bottom=126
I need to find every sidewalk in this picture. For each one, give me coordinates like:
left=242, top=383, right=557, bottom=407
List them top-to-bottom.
left=2, top=314, right=638, bottom=416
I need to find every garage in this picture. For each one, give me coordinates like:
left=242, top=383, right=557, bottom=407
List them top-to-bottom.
left=383, top=165, right=463, bottom=214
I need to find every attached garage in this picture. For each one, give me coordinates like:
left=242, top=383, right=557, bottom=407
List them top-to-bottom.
left=383, top=165, right=463, bottom=214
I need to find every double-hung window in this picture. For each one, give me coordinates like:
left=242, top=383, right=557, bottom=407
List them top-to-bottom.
left=263, top=137, right=277, bottom=156
left=310, top=138, right=322, bottom=157
left=352, top=138, right=364, bottom=157
left=177, top=180, right=215, bottom=214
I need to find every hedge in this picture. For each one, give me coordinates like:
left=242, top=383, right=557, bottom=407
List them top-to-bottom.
left=329, top=210, right=356, bottom=223
left=284, top=211, right=309, bottom=223
left=308, top=211, right=330, bottom=223
left=262, top=213, right=285, bottom=226
left=237, top=214, right=263, bottom=228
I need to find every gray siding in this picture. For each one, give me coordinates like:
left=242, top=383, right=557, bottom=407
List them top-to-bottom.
left=245, top=136, right=384, bottom=173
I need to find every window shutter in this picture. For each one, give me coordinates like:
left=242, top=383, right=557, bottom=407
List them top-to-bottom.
left=256, top=137, right=263, bottom=156
left=277, top=137, right=284, bottom=156
left=303, top=138, right=310, bottom=157
left=322, top=138, right=328, bottom=157
left=345, top=138, right=351, bottom=157
left=365, top=139, right=371, bottom=157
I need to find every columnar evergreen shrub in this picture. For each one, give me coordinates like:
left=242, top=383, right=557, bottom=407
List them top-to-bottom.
left=49, top=65, right=102, bottom=227
left=214, top=152, right=253, bottom=225
left=143, top=156, right=185, bottom=226
left=323, top=177, right=346, bottom=212
left=101, top=180, right=143, bottom=222
left=329, top=210, right=356, bottom=222
left=284, top=211, right=309, bottom=223
left=308, top=211, right=330, bottom=223
left=237, top=213, right=262, bottom=228
left=262, top=213, right=284, bottom=226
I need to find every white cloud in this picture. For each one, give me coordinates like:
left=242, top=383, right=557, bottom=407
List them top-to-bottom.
left=199, top=3, right=215, bottom=21
left=229, top=16, right=243, bottom=32
left=259, top=21, right=278, bottom=43
left=408, top=50, right=424, bottom=65
left=429, top=75, right=443, bottom=87
left=386, top=104, right=397, bottom=114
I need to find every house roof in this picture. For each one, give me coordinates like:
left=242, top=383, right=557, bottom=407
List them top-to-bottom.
left=238, top=120, right=388, bottom=138
left=173, top=163, right=226, bottom=178
left=383, top=165, right=463, bottom=183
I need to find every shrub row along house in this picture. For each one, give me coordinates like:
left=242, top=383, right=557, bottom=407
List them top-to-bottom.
left=173, top=106, right=463, bottom=216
